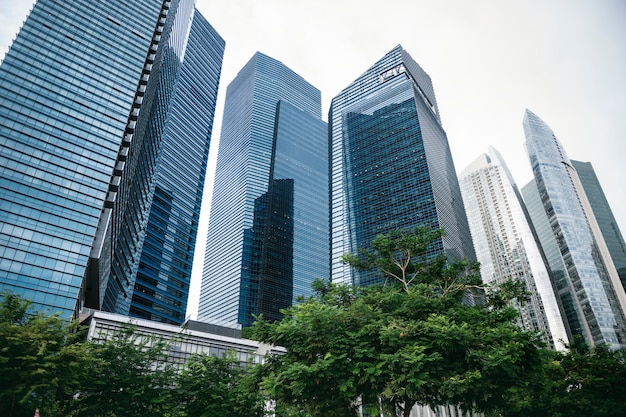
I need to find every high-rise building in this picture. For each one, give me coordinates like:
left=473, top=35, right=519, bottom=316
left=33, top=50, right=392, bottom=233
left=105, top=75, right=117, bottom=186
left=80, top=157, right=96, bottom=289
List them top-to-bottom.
left=0, top=0, right=224, bottom=323
left=97, top=7, right=224, bottom=325
left=328, top=44, right=475, bottom=286
left=199, top=52, right=328, bottom=327
left=522, top=109, right=626, bottom=348
left=459, top=147, right=570, bottom=350
left=571, top=160, right=626, bottom=293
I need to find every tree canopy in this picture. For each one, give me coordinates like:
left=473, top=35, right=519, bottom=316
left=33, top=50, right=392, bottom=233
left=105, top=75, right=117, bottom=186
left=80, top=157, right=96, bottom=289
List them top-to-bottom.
left=3, top=222, right=626, bottom=417
left=252, top=227, right=545, bottom=417
left=0, top=292, right=90, bottom=417
left=0, top=292, right=265, bottom=417
left=68, top=326, right=177, bottom=417
left=499, top=340, right=626, bottom=417
left=173, top=351, right=266, bottom=417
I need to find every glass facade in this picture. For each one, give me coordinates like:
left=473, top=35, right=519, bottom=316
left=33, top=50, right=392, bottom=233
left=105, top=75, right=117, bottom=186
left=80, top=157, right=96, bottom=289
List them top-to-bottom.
left=0, top=0, right=223, bottom=323
left=0, top=0, right=164, bottom=317
left=99, top=0, right=197, bottom=319
left=86, top=2, right=224, bottom=325
left=128, top=11, right=225, bottom=325
left=329, top=45, right=475, bottom=286
left=200, top=53, right=327, bottom=327
left=238, top=101, right=328, bottom=327
left=522, top=109, right=626, bottom=348
left=459, top=147, right=570, bottom=350
left=571, top=160, right=626, bottom=293
left=521, top=179, right=582, bottom=342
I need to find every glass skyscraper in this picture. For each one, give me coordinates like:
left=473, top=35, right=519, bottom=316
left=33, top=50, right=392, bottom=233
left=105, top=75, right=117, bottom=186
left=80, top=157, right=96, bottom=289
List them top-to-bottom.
left=0, top=0, right=224, bottom=323
left=328, top=45, right=475, bottom=286
left=199, top=52, right=328, bottom=327
left=522, top=109, right=626, bottom=348
left=459, top=147, right=570, bottom=350
left=571, top=160, right=626, bottom=293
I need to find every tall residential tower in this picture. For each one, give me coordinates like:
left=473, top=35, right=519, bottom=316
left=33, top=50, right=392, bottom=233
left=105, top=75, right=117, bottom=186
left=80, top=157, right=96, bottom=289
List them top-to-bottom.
left=0, top=0, right=224, bottom=323
left=328, top=45, right=475, bottom=286
left=199, top=53, right=328, bottom=327
left=521, top=109, right=626, bottom=348
left=459, top=147, right=569, bottom=350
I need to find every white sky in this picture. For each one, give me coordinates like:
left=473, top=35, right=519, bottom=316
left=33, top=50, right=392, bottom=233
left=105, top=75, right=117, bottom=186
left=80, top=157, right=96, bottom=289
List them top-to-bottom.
left=2, top=1, right=625, bottom=319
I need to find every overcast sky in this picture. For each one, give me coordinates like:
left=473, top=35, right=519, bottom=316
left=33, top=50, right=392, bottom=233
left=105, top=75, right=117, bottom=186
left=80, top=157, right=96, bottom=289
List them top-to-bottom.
left=2, top=1, right=625, bottom=318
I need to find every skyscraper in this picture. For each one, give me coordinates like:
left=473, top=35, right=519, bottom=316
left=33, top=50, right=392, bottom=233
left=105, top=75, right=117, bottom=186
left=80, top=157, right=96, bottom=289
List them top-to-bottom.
left=0, top=0, right=224, bottom=323
left=122, top=9, right=224, bottom=325
left=328, top=45, right=475, bottom=286
left=199, top=52, right=328, bottom=327
left=522, top=109, right=626, bottom=348
left=459, top=147, right=569, bottom=350
left=571, top=160, right=626, bottom=293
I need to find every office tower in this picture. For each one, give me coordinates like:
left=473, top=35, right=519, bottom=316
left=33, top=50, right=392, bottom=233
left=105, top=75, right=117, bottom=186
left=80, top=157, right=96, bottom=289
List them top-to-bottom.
left=0, top=0, right=224, bottom=322
left=122, top=10, right=224, bottom=325
left=328, top=44, right=475, bottom=286
left=199, top=53, right=328, bottom=327
left=522, top=109, right=626, bottom=348
left=459, top=147, right=569, bottom=350
left=571, top=160, right=626, bottom=293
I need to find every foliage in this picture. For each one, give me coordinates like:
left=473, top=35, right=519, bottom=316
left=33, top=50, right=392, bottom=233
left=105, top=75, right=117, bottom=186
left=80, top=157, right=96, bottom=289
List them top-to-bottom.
left=251, top=227, right=545, bottom=417
left=340, top=227, right=450, bottom=292
left=4, top=246, right=625, bottom=417
left=0, top=291, right=90, bottom=417
left=0, top=292, right=270, bottom=417
left=67, top=325, right=177, bottom=417
left=494, top=339, right=626, bottom=417
left=548, top=341, right=626, bottom=417
left=172, top=351, right=265, bottom=417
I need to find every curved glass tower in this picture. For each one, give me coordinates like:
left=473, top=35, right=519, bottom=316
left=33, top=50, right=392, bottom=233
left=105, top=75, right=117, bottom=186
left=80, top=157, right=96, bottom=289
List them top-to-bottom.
left=328, top=45, right=475, bottom=286
left=199, top=53, right=328, bottom=327
left=522, top=109, right=626, bottom=348
left=459, top=147, right=570, bottom=350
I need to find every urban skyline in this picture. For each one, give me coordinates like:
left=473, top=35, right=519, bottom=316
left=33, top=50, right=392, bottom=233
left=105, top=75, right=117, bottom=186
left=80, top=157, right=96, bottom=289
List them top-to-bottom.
left=186, top=0, right=626, bottom=317
left=1, top=1, right=624, bottom=319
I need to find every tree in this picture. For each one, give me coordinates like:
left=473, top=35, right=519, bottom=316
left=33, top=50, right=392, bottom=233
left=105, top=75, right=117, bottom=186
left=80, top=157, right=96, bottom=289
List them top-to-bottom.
left=252, top=227, right=545, bottom=417
left=340, top=227, right=451, bottom=293
left=253, top=284, right=369, bottom=417
left=0, top=292, right=91, bottom=417
left=68, top=325, right=177, bottom=417
left=496, top=340, right=626, bottom=417
left=546, top=341, right=626, bottom=417
left=173, top=352, right=265, bottom=417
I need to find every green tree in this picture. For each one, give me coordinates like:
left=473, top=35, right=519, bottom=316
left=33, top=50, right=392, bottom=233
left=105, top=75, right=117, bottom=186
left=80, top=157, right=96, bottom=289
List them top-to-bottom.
left=252, top=227, right=545, bottom=417
left=340, top=227, right=453, bottom=293
left=0, top=292, right=91, bottom=417
left=68, top=325, right=177, bottom=417
left=497, top=340, right=626, bottom=417
left=547, top=341, right=626, bottom=417
left=173, top=352, right=265, bottom=417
